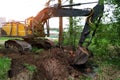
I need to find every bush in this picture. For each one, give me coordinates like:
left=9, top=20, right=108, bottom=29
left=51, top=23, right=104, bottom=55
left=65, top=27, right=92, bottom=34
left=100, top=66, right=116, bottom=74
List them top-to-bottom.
left=0, top=57, right=11, bottom=80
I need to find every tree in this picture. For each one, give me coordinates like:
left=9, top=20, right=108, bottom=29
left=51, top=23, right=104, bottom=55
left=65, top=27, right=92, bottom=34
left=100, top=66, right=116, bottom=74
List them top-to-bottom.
left=68, top=0, right=74, bottom=46
left=89, top=0, right=120, bottom=60
left=105, top=0, right=120, bottom=43
left=63, top=17, right=83, bottom=49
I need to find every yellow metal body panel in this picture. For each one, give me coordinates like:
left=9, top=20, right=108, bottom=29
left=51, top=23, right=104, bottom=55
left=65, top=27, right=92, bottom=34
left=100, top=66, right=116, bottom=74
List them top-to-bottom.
left=1, top=22, right=32, bottom=37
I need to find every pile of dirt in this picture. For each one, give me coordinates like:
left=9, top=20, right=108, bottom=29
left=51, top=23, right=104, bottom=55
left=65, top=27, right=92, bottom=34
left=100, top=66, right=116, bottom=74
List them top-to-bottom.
left=0, top=47, right=95, bottom=80
left=32, top=48, right=82, bottom=80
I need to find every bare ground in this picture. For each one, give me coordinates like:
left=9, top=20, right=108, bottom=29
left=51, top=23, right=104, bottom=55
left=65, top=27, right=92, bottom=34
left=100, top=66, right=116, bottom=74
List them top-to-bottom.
left=0, top=46, right=96, bottom=80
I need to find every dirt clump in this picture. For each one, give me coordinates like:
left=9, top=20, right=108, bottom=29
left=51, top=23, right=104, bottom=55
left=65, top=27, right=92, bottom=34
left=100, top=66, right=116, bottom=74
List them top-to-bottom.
left=0, top=47, right=93, bottom=80
left=32, top=48, right=81, bottom=80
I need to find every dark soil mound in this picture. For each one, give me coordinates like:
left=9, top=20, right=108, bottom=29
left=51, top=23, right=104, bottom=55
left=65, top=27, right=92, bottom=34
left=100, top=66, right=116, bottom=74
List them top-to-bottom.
left=0, top=47, right=94, bottom=80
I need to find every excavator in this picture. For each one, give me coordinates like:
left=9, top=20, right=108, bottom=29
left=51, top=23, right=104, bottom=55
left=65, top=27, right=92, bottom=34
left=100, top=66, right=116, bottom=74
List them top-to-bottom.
left=0, top=0, right=104, bottom=65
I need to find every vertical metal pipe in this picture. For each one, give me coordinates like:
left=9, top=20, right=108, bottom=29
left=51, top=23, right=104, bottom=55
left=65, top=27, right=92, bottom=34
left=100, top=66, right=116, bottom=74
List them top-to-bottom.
left=58, top=0, right=63, bottom=46
left=46, top=20, right=50, bottom=37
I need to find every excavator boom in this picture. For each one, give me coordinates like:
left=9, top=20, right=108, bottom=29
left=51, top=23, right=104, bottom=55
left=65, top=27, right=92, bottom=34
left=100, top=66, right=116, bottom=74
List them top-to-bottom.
left=32, top=2, right=104, bottom=47
left=34, top=7, right=91, bottom=22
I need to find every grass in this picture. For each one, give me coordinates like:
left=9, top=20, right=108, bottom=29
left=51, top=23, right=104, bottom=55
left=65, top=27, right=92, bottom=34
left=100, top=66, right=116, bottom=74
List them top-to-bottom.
left=0, top=37, right=22, bottom=41
left=0, top=37, right=22, bottom=45
left=31, top=47, right=44, bottom=54
left=91, top=53, right=120, bottom=80
left=0, top=57, right=11, bottom=80
left=95, top=62, right=120, bottom=80
left=24, top=63, right=37, bottom=73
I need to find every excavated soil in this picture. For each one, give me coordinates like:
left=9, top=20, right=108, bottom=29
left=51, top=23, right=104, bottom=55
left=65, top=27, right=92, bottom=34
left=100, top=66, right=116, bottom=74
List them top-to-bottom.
left=0, top=46, right=95, bottom=80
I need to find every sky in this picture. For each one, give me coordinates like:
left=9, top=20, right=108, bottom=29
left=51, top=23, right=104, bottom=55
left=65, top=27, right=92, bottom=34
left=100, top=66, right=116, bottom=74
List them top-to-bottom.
left=0, top=0, right=98, bottom=21
left=0, top=0, right=99, bottom=28
left=0, top=0, right=46, bottom=21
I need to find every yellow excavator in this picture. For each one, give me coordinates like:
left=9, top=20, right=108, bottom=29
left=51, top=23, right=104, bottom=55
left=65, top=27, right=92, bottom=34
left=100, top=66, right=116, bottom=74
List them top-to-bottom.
left=0, top=0, right=104, bottom=64
left=1, top=16, right=54, bottom=52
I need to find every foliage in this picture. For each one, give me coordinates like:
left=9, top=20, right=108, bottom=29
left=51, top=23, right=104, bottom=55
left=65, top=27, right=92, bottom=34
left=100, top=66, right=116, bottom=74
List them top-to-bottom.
left=105, top=0, right=120, bottom=38
left=63, top=2, right=120, bottom=77
left=63, top=17, right=83, bottom=49
left=88, top=17, right=120, bottom=79
left=89, top=22, right=120, bottom=59
left=31, top=47, right=44, bottom=53
left=0, top=57, right=11, bottom=80
left=24, top=63, right=37, bottom=73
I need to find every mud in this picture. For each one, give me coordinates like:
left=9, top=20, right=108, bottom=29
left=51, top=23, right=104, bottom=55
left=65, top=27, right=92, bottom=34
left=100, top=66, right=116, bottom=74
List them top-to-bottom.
left=0, top=46, right=95, bottom=80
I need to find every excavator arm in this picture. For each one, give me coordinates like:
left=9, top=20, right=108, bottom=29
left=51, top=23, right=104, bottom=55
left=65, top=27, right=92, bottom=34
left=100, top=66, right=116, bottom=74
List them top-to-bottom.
left=32, top=1, right=104, bottom=47
left=32, top=1, right=104, bottom=65
left=30, top=2, right=104, bottom=65
left=79, top=2, right=104, bottom=47
left=30, top=7, right=92, bottom=37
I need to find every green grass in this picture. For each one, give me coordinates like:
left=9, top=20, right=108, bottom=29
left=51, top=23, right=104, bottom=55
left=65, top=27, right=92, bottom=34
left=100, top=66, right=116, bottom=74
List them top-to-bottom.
left=0, top=37, right=22, bottom=41
left=0, top=37, right=22, bottom=46
left=0, top=57, right=11, bottom=80
left=24, top=63, right=37, bottom=73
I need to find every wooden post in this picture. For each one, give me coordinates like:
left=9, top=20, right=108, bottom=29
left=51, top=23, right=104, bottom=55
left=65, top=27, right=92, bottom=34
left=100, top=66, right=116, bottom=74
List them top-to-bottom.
left=58, top=0, right=63, bottom=46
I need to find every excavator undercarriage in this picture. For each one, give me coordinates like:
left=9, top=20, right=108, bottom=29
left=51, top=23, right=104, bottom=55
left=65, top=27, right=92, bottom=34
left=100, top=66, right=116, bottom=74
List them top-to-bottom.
left=5, top=39, right=32, bottom=53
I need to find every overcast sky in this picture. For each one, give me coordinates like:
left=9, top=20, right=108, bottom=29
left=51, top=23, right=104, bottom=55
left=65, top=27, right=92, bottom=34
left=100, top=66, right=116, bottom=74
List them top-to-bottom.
left=0, top=0, right=98, bottom=21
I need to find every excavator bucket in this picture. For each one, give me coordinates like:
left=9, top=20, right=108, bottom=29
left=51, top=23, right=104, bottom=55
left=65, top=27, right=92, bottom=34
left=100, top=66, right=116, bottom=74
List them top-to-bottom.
left=73, top=46, right=91, bottom=65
